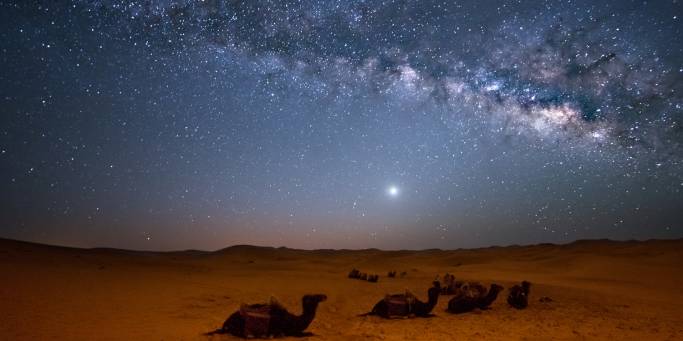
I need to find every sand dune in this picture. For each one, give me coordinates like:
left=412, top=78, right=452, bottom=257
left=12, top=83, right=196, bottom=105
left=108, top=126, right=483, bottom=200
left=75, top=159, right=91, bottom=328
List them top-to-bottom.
left=1, top=238, right=682, bottom=340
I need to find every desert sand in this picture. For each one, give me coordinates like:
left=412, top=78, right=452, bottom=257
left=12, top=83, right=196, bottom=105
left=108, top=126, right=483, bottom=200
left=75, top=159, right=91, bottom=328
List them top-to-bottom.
left=1, top=238, right=682, bottom=340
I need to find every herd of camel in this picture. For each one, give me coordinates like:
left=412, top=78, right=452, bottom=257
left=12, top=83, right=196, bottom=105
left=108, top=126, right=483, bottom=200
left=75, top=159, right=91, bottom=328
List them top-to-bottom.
left=347, top=268, right=380, bottom=282
left=206, top=272, right=531, bottom=338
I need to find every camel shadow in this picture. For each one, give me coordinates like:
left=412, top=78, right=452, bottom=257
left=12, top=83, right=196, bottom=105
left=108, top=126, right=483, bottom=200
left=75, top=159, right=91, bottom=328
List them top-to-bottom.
left=370, top=313, right=439, bottom=321
left=418, top=313, right=438, bottom=318
left=204, top=330, right=318, bottom=339
left=287, top=331, right=315, bottom=337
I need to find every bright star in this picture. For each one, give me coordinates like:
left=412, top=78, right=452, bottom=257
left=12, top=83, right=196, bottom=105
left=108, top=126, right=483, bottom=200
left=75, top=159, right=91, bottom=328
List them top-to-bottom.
left=387, top=186, right=399, bottom=197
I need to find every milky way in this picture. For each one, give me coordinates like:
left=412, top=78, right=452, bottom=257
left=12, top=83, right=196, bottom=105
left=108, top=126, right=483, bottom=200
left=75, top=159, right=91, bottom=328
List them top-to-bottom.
left=0, top=1, right=681, bottom=250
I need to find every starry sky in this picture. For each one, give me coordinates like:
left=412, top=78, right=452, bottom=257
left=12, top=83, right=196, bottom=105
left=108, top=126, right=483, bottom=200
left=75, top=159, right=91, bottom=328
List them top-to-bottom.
left=0, top=0, right=681, bottom=251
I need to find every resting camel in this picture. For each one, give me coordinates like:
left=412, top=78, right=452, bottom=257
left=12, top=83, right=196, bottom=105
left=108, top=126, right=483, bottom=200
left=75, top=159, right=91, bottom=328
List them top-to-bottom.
left=362, top=281, right=441, bottom=318
left=508, top=281, right=531, bottom=309
left=447, top=283, right=504, bottom=314
left=206, top=294, right=327, bottom=338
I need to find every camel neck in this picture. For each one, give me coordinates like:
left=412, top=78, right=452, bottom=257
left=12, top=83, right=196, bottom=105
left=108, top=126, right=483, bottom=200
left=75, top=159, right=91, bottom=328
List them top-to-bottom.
left=522, top=284, right=530, bottom=295
left=425, top=289, right=439, bottom=309
left=482, top=289, right=500, bottom=305
left=295, top=302, right=319, bottom=330
left=302, top=302, right=319, bottom=316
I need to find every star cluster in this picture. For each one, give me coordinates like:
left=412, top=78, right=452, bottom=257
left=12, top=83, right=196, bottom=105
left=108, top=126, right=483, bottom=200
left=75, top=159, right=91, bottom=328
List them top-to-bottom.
left=0, top=0, right=681, bottom=250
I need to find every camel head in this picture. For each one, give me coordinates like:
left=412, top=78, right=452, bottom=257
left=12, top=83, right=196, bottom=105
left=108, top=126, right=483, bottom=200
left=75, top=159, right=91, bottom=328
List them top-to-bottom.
left=432, top=280, right=441, bottom=290
left=427, top=281, right=441, bottom=301
left=521, top=281, right=531, bottom=292
left=489, top=284, right=504, bottom=294
left=302, top=294, right=327, bottom=306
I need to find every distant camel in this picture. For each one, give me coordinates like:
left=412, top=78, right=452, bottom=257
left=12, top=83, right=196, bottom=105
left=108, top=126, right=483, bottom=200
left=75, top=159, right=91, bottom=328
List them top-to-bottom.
left=348, top=268, right=361, bottom=279
left=349, top=269, right=379, bottom=283
left=387, top=270, right=397, bottom=278
left=439, top=273, right=465, bottom=295
left=361, top=281, right=441, bottom=318
left=508, top=281, right=531, bottom=309
left=447, top=283, right=504, bottom=314
left=206, top=294, right=327, bottom=337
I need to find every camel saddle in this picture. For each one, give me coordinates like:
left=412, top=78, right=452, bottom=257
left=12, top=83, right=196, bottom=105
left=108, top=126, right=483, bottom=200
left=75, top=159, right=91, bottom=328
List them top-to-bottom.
left=384, top=292, right=415, bottom=317
left=239, top=304, right=271, bottom=337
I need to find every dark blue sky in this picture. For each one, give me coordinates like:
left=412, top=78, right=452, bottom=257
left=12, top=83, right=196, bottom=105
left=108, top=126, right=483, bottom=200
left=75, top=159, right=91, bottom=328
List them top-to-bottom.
left=1, top=0, right=681, bottom=250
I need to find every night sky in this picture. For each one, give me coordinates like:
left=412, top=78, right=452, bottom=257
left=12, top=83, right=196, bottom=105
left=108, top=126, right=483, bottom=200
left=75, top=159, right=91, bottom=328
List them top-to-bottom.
left=1, top=1, right=681, bottom=250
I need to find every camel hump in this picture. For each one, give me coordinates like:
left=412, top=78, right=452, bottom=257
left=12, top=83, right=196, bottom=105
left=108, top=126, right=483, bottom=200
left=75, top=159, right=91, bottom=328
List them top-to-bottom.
left=467, top=282, right=487, bottom=297
left=383, top=293, right=413, bottom=317
left=385, top=294, right=403, bottom=302
left=269, top=296, right=286, bottom=310
left=239, top=304, right=271, bottom=337
left=240, top=304, right=271, bottom=317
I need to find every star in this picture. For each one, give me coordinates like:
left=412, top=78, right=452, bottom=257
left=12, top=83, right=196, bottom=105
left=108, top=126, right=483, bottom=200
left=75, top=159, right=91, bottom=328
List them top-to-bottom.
left=0, top=0, right=679, bottom=250
left=387, top=186, right=399, bottom=198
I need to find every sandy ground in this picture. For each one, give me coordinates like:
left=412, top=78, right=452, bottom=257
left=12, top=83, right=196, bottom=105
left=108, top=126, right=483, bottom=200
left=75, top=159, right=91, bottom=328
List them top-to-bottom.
left=1, top=238, right=682, bottom=340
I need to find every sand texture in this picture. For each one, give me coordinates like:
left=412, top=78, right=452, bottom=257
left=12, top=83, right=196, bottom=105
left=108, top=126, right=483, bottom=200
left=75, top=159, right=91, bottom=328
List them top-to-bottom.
left=1, top=238, right=682, bottom=340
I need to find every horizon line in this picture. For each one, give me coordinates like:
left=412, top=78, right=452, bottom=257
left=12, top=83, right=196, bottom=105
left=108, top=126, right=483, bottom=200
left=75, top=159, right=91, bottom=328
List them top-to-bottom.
left=1, top=236, right=682, bottom=254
